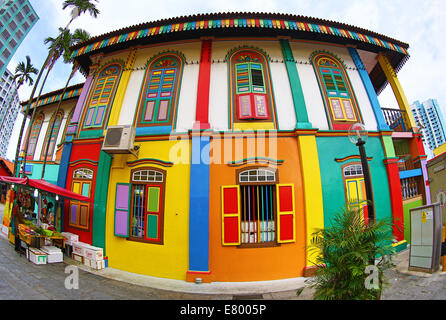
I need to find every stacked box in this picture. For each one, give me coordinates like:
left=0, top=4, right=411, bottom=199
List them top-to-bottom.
left=61, top=232, right=79, bottom=246
left=72, top=242, right=90, bottom=256
left=41, top=246, right=63, bottom=263
left=84, top=246, right=103, bottom=261
left=26, top=248, right=48, bottom=265
left=72, top=253, right=83, bottom=263
left=84, top=258, right=105, bottom=270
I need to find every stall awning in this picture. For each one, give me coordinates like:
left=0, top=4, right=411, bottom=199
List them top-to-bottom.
left=0, top=176, right=90, bottom=202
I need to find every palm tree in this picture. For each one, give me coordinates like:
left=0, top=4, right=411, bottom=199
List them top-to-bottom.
left=13, top=0, right=100, bottom=176
left=62, top=0, right=100, bottom=19
left=20, top=28, right=72, bottom=176
left=41, top=28, right=91, bottom=179
left=0, top=56, right=38, bottom=131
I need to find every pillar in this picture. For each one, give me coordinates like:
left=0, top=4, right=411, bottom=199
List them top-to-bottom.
left=193, top=39, right=212, bottom=130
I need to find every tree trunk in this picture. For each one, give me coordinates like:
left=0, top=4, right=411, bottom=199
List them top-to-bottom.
left=41, top=66, right=77, bottom=179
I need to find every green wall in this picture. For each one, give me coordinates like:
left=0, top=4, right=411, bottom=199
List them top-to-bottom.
left=316, top=136, right=393, bottom=229
left=25, top=163, right=59, bottom=185
left=402, top=196, right=423, bottom=244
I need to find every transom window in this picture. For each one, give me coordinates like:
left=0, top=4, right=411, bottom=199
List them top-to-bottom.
left=343, top=164, right=363, bottom=177
left=73, top=168, right=94, bottom=180
left=239, top=168, right=276, bottom=183
left=132, top=169, right=164, bottom=182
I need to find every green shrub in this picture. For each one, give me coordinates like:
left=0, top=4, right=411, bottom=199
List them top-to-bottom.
left=308, top=204, right=395, bottom=300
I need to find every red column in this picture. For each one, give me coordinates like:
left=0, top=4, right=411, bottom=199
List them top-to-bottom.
left=193, top=39, right=212, bottom=130
left=384, top=158, right=405, bottom=242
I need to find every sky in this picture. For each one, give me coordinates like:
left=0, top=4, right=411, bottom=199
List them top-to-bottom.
left=5, top=0, right=446, bottom=160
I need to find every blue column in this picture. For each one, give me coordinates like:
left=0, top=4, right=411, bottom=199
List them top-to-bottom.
left=348, top=47, right=390, bottom=131
left=188, top=133, right=210, bottom=272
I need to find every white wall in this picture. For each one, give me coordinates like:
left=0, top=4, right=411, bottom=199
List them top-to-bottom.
left=289, top=40, right=378, bottom=131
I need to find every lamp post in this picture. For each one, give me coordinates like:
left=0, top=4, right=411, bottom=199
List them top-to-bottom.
left=348, top=123, right=375, bottom=225
left=349, top=123, right=375, bottom=265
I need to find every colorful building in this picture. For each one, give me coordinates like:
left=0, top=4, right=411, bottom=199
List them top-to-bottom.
left=18, top=12, right=428, bottom=282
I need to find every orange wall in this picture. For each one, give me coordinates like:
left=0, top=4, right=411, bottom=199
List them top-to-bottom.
left=208, top=135, right=306, bottom=281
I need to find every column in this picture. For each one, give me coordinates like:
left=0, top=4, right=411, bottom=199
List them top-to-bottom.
left=193, top=39, right=212, bottom=130
left=279, top=39, right=312, bottom=129
left=348, top=47, right=389, bottom=131
left=107, top=48, right=137, bottom=127
left=377, top=53, right=417, bottom=131
left=186, top=131, right=211, bottom=282
left=297, top=132, right=325, bottom=276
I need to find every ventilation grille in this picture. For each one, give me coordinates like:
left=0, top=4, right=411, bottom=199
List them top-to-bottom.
left=104, top=127, right=123, bottom=147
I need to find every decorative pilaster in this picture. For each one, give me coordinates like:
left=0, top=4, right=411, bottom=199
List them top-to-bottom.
left=193, top=39, right=212, bottom=130
left=279, top=39, right=312, bottom=129
left=348, top=47, right=389, bottom=131
left=107, top=48, right=137, bottom=127
left=186, top=131, right=211, bottom=282
left=297, top=132, right=324, bottom=276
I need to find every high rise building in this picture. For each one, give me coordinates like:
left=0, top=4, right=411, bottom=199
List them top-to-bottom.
left=0, top=0, right=38, bottom=79
left=0, top=67, right=20, bottom=158
left=411, top=99, right=446, bottom=157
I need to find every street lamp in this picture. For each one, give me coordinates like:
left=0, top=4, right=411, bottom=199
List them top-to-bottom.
left=348, top=123, right=375, bottom=225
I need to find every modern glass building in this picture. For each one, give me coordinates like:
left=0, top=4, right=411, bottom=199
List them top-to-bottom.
left=0, top=0, right=38, bottom=79
left=0, top=67, right=20, bottom=157
left=411, top=99, right=446, bottom=158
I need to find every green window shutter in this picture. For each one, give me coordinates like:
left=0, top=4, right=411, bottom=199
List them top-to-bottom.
left=145, top=185, right=162, bottom=242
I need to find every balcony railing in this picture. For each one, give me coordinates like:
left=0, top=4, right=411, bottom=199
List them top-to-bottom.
left=382, top=108, right=411, bottom=132
left=401, top=176, right=420, bottom=200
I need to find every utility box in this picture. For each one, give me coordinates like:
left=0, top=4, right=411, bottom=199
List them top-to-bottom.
left=427, top=152, right=446, bottom=223
left=409, top=203, right=442, bottom=273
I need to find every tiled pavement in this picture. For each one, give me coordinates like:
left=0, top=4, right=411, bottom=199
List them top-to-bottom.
left=1, top=204, right=446, bottom=300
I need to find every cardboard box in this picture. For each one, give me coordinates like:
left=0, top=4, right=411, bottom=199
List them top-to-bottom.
left=0, top=225, right=9, bottom=238
left=61, top=232, right=79, bottom=245
left=72, top=242, right=90, bottom=256
left=41, top=246, right=63, bottom=263
left=84, top=246, right=103, bottom=261
left=27, top=248, right=48, bottom=265
left=72, top=253, right=84, bottom=264
left=86, top=258, right=105, bottom=270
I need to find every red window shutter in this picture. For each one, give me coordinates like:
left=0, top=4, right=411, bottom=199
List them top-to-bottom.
left=237, top=94, right=253, bottom=119
left=252, top=94, right=269, bottom=119
left=276, top=184, right=296, bottom=243
left=221, top=185, right=241, bottom=245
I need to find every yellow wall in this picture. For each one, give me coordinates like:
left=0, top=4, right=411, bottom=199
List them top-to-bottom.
left=105, top=139, right=191, bottom=280
left=434, top=143, right=446, bottom=157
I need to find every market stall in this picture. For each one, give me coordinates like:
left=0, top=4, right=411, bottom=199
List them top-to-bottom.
left=0, top=176, right=90, bottom=263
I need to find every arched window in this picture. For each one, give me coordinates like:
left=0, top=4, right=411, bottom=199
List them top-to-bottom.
left=228, top=49, right=276, bottom=129
left=312, top=53, right=362, bottom=130
left=135, top=54, right=183, bottom=132
left=82, top=63, right=122, bottom=130
left=60, top=108, right=74, bottom=144
left=40, top=110, right=64, bottom=161
left=25, top=112, right=44, bottom=160
left=113, top=167, right=166, bottom=244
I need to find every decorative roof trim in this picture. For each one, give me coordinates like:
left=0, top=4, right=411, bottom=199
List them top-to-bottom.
left=70, top=14, right=409, bottom=59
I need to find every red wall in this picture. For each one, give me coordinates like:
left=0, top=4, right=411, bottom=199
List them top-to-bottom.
left=63, top=142, right=102, bottom=244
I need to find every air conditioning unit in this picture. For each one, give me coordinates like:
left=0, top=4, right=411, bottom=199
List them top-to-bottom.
left=102, top=125, right=136, bottom=154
